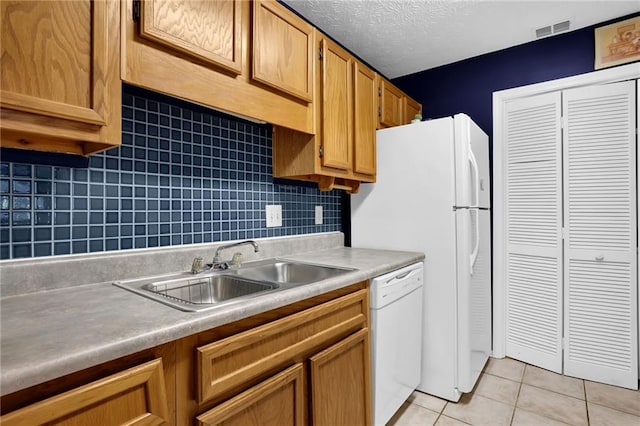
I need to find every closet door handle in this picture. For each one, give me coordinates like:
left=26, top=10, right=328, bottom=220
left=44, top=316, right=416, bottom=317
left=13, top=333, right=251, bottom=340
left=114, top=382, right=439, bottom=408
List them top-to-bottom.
left=595, top=255, right=604, bottom=261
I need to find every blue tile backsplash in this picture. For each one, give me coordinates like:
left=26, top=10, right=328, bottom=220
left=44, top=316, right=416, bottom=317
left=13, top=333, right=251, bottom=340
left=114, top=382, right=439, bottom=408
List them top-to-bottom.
left=0, top=86, right=342, bottom=259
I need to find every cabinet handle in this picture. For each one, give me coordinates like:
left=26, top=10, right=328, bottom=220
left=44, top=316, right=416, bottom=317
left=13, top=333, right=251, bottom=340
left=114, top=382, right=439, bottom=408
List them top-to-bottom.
left=133, top=0, right=141, bottom=22
left=595, top=255, right=604, bottom=261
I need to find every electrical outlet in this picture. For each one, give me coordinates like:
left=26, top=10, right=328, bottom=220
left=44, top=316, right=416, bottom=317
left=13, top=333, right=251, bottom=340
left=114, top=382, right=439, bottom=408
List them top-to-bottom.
left=266, top=205, right=282, bottom=227
left=273, top=205, right=282, bottom=227
left=315, top=205, right=323, bottom=225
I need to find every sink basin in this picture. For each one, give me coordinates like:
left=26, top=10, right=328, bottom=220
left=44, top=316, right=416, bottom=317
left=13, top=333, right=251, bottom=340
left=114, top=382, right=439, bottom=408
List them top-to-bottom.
left=235, top=259, right=353, bottom=285
left=114, top=273, right=278, bottom=312
left=143, top=275, right=278, bottom=305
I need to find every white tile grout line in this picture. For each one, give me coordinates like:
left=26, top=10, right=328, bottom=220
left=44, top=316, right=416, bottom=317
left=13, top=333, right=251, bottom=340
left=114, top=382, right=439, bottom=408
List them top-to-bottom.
left=509, top=370, right=524, bottom=426
left=583, top=379, right=590, bottom=425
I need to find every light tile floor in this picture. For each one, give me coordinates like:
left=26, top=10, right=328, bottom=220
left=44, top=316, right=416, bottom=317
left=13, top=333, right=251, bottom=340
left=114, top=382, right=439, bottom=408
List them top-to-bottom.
left=387, top=357, right=640, bottom=426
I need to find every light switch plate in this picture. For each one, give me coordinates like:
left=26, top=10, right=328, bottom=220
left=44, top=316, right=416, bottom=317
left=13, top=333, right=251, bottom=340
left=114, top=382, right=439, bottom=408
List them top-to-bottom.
left=266, top=205, right=282, bottom=227
left=315, top=206, right=323, bottom=225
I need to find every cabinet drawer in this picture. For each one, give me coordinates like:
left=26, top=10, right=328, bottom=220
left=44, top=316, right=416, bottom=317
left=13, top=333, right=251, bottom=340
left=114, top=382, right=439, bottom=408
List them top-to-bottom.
left=197, top=289, right=368, bottom=404
left=1, top=358, right=169, bottom=426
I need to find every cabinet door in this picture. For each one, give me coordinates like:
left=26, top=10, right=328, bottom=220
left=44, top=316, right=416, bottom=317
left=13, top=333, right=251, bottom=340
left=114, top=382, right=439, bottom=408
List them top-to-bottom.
left=1, top=0, right=121, bottom=155
left=140, top=0, right=242, bottom=74
left=252, top=0, right=313, bottom=102
left=319, top=38, right=352, bottom=171
left=353, top=63, right=376, bottom=178
left=378, top=78, right=404, bottom=128
left=405, top=96, right=422, bottom=124
left=196, top=288, right=367, bottom=404
left=309, top=329, right=372, bottom=426
left=0, top=359, right=169, bottom=426
left=197, top=363, right=305, bottom=426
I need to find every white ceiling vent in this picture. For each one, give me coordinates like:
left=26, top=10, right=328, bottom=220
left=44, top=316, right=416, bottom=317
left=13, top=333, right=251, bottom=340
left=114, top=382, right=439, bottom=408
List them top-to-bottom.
left=535, top=20, right=571, bottom=39
left=536, top=26, right=553, bottom=38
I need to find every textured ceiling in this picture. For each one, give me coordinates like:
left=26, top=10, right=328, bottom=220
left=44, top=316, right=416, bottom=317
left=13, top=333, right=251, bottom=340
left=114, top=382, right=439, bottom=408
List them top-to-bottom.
left=282, top=0, right=640, bottom=78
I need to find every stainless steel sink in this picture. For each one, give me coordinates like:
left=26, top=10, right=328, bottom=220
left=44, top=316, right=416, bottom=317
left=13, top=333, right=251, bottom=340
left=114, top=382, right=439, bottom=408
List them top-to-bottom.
left=113, top=259, right=354, bottom=312
left=235, top=259, right=353, bottom=285
left=114, top=273, right=278, bottom=312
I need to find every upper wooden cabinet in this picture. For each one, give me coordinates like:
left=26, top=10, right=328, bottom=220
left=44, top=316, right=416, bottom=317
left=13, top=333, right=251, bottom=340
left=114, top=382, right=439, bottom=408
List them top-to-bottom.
left=0, top=0, right=121, bottom=155
left=123, top=0, right=314, bottom=133
left=140, top=0, right=242, bottom=74
left=252, top=0, right=314, bottom=102
left=272, top=32, right=377, bottom=193
left=319, top=38, right=353, bottom=172
left=353, top=62, right=377, bottom=178
left=378, top=76, right=422, bottom=128
left=378, top=77, right=405, bottom=128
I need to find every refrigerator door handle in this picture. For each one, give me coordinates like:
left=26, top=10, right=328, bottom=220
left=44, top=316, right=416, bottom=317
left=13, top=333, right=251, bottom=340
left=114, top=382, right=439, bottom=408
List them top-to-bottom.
left=468, top=145, right=481, bottom=274
left=469, top=145, right=480, bottom=207
left=470, top=209, right=480, bottom=274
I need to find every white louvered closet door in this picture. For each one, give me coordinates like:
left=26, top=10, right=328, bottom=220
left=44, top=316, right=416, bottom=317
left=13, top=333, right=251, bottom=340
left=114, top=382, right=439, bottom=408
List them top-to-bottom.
left=563, top=80, right=638, bottom=389
left=505, top=92, right=563, bottom=373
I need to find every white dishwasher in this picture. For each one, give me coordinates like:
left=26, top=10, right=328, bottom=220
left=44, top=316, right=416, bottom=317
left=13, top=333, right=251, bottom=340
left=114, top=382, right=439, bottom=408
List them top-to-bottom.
left=370, top=262, right=424, bottom=426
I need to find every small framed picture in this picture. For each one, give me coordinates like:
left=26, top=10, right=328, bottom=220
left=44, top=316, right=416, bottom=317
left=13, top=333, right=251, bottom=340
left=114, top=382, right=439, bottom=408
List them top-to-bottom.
left=594, top=16, right=640, bottom=70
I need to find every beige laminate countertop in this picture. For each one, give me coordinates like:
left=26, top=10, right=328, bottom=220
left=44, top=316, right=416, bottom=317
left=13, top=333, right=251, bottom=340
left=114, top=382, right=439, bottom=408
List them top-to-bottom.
left=0, top=247, right=423, bottom=396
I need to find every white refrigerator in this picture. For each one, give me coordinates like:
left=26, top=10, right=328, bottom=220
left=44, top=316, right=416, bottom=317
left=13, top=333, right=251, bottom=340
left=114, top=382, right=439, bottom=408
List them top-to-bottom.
left=351, top=113, right=492, bottom=402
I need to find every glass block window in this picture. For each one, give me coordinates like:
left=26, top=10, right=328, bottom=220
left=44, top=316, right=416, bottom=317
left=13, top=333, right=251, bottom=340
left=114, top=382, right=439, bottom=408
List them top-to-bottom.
left=0, top=86, right=342, bottom=259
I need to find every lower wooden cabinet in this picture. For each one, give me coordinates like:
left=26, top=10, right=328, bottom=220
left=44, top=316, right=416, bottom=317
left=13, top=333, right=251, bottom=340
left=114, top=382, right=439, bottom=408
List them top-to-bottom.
left=0, top=283, right=372, bottom=426
left=193, top=285, right=371, bottom=425
left=198, top=327, right=372, bottom=426
left=310, top=328, right=372, bottom=426
left=1, top=359, right=170, bottom=426
left=197, top=363, right=306, bottom=426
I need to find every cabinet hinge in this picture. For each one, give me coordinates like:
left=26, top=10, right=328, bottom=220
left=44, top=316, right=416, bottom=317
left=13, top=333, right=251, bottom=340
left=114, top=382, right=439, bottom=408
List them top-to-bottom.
left=132, top=0, right=141, bottom=22
left=318, top=47, right=323, bottom=60
left=378, top=87, right=382, bottom=96
left=378, top=106, right=381, bottom=117
left=319, top=145, right=324, bottom=158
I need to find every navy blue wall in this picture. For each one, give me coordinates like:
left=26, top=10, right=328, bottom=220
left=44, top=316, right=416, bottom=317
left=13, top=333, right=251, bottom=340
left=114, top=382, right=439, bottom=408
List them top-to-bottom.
left=392, top=12, right=639, bottom=142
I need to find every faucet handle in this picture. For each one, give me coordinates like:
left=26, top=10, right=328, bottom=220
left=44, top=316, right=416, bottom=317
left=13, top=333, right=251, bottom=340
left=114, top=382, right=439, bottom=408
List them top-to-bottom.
left=230, top=252, right=243, bottom=268
left=191, top=257, right=204, bottom=274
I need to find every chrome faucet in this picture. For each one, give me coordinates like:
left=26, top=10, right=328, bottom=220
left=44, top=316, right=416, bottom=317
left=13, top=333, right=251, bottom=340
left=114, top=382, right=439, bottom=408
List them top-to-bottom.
left=212, top=240, right=260, bottom=268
